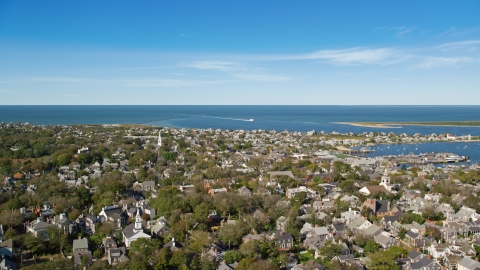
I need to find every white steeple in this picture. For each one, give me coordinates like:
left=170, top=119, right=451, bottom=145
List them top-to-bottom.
left=158, top=131, right=162, bottom=147
left=381, top=168, right=390, bottom=185
left=134, top=208, right=142, bottom=231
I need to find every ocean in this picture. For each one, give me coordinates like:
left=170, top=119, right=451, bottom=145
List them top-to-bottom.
left=1, top=105, right=480, bottom=135
left=1, top=105, right=479, bottom=163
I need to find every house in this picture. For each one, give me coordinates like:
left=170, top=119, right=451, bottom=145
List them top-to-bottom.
left=359, top=185, right=390, bottom=196
left=286, top=186, right=318, bottom=199
left=361, top=198, right=400, bottom=217
left=312, top=200, right=334, bottom=211
left=98, top=205, right=127, bottom=229
left=340, top=208, right=362, bottom=225
left=122, top=209, right=151, bottom=248
left=52, top=213, right=77, bottom=234
left=76, top=213, right=98, bottom=235
left=276, top=216, right=289, bottom=231
left=26, top=217, right=56, bottom=240
left=347, top=217, right=372, bottom=232
left=151, top=221, right=169, bottom=239
left=272, top=230, right=294, bottom=251
left=373, top=231, right=399, bottom=249
left=405, top=231, right=429, bottom=248
left=102, top=236, right=117, bottom=254
left=73, top=238, right=92, bottom=267
left=164, top=238, right=183, bottom=250
left=0, top=239, right=13, bottom=258
left=427, top=243, right=451, bottom=259
left=108, top=247, right=128, bottom=265
left=332, top=254, right=356, bottom=267
left=444, top=255, right=463, bottom=270
left=0, top=256, right=17, bottom=270
left=408, top=256, right=442, bottom=270
left=457, top=257, right=480, bottom=270
left=218, top=260, right=239, bottom=270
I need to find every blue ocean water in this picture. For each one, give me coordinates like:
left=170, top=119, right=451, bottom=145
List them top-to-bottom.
left=1, top=105, right=480, bottom=135
left=355, top=141, right=480, bottom=165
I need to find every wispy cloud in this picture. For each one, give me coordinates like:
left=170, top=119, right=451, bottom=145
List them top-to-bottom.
left=374, top=26, right=415, bottom=37
left=437, top=27, right=457, bottom=36
left=434, top=40, right=480, bottom=51
left=305, top=47, right=402, bottom=65
left=414, top=56, right=475, bottom=69
left=187, top=60, right=289, bottom=82
left=188, top=61, right=244, bottom=72
left=232, top=73, right=292, bottom=82
left=28, top=76, right=99, bottom=83
left=123, top=78, right=228, bottom=87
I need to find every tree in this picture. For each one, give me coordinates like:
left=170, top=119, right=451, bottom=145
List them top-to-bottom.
left=162, top=152, right=178, bottom=162
left=57, top=153, right=72, bottom=166
left=76, top=186, right=92, bottom=205
left=0, top=210, right=23, bottom=228
left=217, top=223, right=245, bottom=247
left=398, top=227, right=407, bottom=240
left=188, top=231, right=212, bottom=253
left=23, top=233, right=46, bottom=254
left=129, top=238, right=161, bottom=257
left=364, top=240, right=380, bottom=253
left=319, top=242, right=344, bottom=260
left=153, top=248, right=173, bottom=270
left=223, top=250, right=243, bottom=264
left=367, top=250, right=400, bottom=270
left=236, top=257, right=256, bottom=270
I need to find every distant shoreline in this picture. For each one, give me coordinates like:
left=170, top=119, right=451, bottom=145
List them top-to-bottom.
left=336, top=121, right=480, bottom=128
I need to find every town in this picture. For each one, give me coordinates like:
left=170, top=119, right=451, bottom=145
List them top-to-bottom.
left=0, top=122, right=480, bottom=270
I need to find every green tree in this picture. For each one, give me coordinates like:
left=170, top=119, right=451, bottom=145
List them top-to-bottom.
left=57, top=153, right=72, bottom=166
left=398, top=227, right=407, bottom=240
left=188, top=231, right=213, bottom=253
left=129, top=238, right=162, bottom=257
left=364, top=240, right=380, bottom=253
left=319, top=242, right=344, bottom=260
left=223, top=250, right=243, bottom=264
left=367, top=250, right=400, bottom=270
left=236, top=257, right=256, bottom=270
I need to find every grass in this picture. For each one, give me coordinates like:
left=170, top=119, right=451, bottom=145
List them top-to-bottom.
left=298, top=251, right=316, bottom=263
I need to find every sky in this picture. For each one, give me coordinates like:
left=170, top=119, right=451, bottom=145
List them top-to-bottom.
left=1, top=1, right=480, bottom=105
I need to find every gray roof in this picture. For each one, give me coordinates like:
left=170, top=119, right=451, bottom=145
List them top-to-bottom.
left=73, top=238, right=89, bottom=251
left=407, top=250, right=423, bottom=260
left=410, top=257, right=438, bottom=270
left=458, top=257, right=480, bottom=269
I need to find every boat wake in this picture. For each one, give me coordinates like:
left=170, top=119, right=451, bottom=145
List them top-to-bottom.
left=188, top=114, right=254, bottom=122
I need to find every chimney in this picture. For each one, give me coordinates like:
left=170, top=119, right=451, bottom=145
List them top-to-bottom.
left=78, top=236, right=81, bottom=240
left=417, top=248, right=420, bottom=252
left=428, top=254, right=431, bottom=259
left=476, top=257, right=479, bottom=262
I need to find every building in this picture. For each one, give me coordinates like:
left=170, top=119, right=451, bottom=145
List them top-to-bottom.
left=122, top=209, right=151, bottom=248
left=73, top=238, right=92, bottom=267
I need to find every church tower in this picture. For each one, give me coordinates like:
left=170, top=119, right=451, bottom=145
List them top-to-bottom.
left=158, top=131, right=162, bottom=147
left=380, top=168, right=392, bottom=191
left=381, top=169, right=390, bottom=185
left=134, top=208, right=143, bottom=232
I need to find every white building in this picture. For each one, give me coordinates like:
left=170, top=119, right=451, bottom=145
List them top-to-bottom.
left=122, top=209, right=151, bottom=248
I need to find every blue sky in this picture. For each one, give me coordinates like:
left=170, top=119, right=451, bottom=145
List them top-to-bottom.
left=1, top=1, right=479, bottom=105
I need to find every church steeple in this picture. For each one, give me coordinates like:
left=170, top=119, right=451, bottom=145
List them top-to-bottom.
left=158, top=131, right=162, bottom=147
left=381, top=168, right=390, bottom=185
left=134, top=208, right=143, bottom=232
